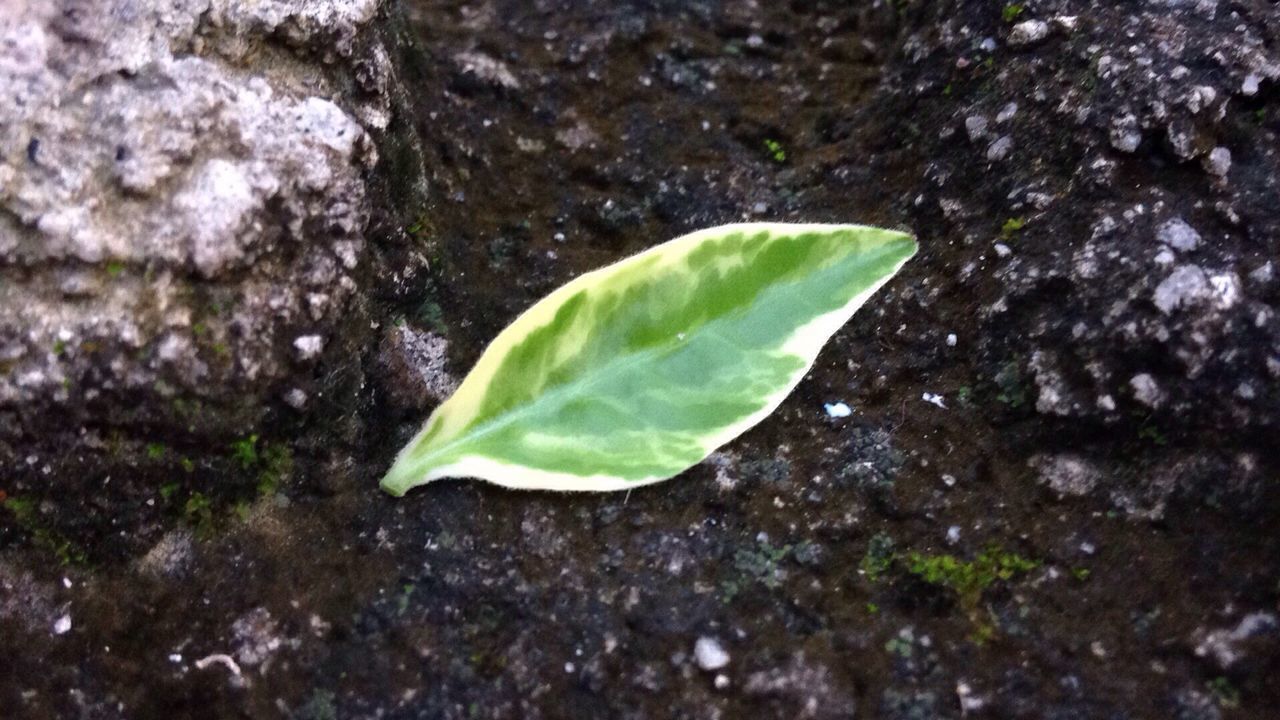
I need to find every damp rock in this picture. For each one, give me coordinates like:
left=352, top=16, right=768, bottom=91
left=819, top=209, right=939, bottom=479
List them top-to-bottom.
left=0, top=0, right=402, bottom=470
left=378, top=325, right=460, bottom=411
left=1031, top=454, right=1102, bottom=497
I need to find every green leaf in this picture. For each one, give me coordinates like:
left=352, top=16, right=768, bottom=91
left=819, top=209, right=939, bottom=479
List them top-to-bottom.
left=381, top=222, right=916, bottom=495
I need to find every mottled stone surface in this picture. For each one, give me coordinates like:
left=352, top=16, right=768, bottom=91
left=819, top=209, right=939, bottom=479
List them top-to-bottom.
left=0, top=0, right=388, bottom=456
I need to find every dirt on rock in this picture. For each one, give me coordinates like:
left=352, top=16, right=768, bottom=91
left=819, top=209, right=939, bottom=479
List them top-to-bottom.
left=3, top=1, right=1278, bottom=719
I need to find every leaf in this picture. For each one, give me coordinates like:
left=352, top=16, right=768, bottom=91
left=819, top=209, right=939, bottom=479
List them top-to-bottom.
left=381, top=222, right=916, bottom=495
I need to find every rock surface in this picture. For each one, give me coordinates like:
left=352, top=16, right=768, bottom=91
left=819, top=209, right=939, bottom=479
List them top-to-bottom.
left=0, top=0, right=388, bottom=461
left=2, top=1, right=1278, bottom=719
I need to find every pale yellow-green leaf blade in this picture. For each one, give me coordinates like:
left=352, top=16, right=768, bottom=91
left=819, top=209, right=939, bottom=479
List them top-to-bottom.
left=382, top=222, right=915, bottom=495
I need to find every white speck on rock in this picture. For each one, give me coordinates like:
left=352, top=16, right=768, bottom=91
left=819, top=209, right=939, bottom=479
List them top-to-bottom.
left=1052, top=15, right=1078, bottom=31
left=1008, top=20, right=1050, bottom=47
left=452, top=51, right=521, bottom=90
left=1241, top=74, right=1261, bottom=96
left=294, top=97, right=362, bottom=156
left=996, top=102, right=1018, bottom=123
left=1109, top=114, right=1142, bottom=153
left=964, top=115, right=989, bottom=141
left=986, top=135, right=1013, bottom=161
left=1204, top=147, right=1231, bottom=177
left=176, top=159, right=258, bottom=277
left=1156, top=218, right=1201, bottom=252
left=1153, top=265, right=1209, bottom=314
left=1208, top=272, right=1240, bottom=310
left=946, top=333, right=957, bottom=347
left=293, top=334, right=325, bottom=361
left=1130, top=373, right=1164, bottom=408
left=284, top=388, right=308, bottom=409
left=922, top=392, right=947, bottom=409
left=824, top=402, right=852, bottom=419
left=1031, top=454, right=1101, bottom=497
left=1194, top=612, right=1278, bottom=670
left=53, top=613, right=71, bottom=635
left=695, top=636, right=730, bottom=671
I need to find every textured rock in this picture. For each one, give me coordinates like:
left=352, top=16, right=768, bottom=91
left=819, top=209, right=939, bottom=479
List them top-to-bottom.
left=0, top=0, right=394, bottom=460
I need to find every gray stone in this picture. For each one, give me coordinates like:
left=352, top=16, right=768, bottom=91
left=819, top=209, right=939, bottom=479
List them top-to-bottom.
left=0, top=0, right=394, bottom=458
left=1008, top=20, right=1050, bottom=47
left=1109, top=114, right=1142, bottom=152
left=964, top=115, right=989, bottom=142
left=986, top=135, right=1014, bottom=161
left=1203, top=146, right=1231, bottom=176
left=1156, top=218, right=1201, bottom=252
left=1153, top=265, right=1209, bottom=314
left=1130, top=373, right=1164, bottom=408
left=1031, top=454, right=1102, bottom=496
left=1193, top=612, right=1279, bottom=670
left=693, top=637, right=730, bottom=671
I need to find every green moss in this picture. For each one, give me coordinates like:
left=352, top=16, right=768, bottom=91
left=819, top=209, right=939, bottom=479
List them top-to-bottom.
left=1001, top=4, right=1024, bottom=22
left=763, top=138, right=786, bottom=163
left=1000, top=217, right=1026, bottom=239
left=105, top=261, right=126, bottom=278
left=415, top=299, right=447, bottom=333
left=995, top=361, right=1028, bottom=408
left=1137, top=423, right=1168, bottom=446
left=230, top=434, right=259, bottom=468
left=146, top=442, right=166, bottom=460
left=255, top=444, right=293, bottom=496
left=184, top=492, right=212, bottom=525
left=3, top=496, right=87, bottom=566
left=860, top=532, right=896, bottom=582
left=724, top=537, right=792, bottom=599
left=906, top=545, right=1039, bottom=612
left=397, top=583, right=416, bottom=615
left=884, top=634, right=913, bottom=658
left=1206, top=677, right=1240, bottom=709
left=295, top=690, right=338, bottom=720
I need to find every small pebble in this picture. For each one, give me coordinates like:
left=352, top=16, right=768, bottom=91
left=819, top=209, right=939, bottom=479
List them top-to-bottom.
left=1008, top=20, right=1050, bottom=47
left=964, top=115, right=989, bottom=141
left=986, top=135, right=1013, bottom=161
left=1203, top=147, right=1231, bottom=177
left=293, top=334, right=325, bottom=361
left=824, top=402, right=852, bottom=419
left=54, top=614, right=72, bottom=635
left=694, top=637, right=730, bottom=671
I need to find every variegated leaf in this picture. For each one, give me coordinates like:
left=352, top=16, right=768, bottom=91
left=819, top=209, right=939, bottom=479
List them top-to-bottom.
left=382, top=222, right=915, bottom=495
